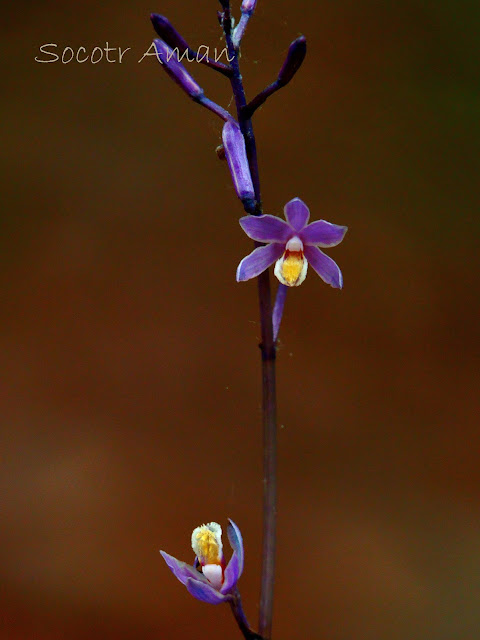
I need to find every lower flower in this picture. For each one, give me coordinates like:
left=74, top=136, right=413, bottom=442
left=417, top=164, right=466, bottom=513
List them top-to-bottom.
left=160, top=520, right=244, bottom=604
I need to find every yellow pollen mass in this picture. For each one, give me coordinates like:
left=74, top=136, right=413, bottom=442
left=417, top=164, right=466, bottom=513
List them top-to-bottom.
left=282, top=251, right=304, bottom=285
left=195, top=527, right=220, bottom=564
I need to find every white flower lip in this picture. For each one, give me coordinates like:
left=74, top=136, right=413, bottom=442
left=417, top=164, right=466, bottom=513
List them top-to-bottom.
left=285, top=235, right=303, bottom=252
left=202, top=563, right=223, bottom=589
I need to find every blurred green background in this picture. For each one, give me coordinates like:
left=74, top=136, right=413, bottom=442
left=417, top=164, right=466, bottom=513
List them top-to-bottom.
left=2, top=1, right=479, bottom=638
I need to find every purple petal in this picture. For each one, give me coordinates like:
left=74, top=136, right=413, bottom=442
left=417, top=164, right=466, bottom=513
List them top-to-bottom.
left=284, top=198, right=310, bottom=231
left=239, top=215, right=291, bottom=243
left=301, top=220, right=347, bottom=247
left=236, top=244, right=284, bottom=282
left=303, top=246, right=343, bottom=289
left=272, top=284, right=288, bottom=342
left=227, top=519, right=244, bottom=576
left=160, top=550, right=207, bottom=586
left=221, top=552, right=239, bottom=594
left=185, top=577, right=229, bottom=604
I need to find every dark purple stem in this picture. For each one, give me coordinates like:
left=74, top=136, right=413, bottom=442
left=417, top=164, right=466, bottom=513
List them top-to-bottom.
left=221, top=4, right=277, bottom=639
left=196, top=53, right=232, bottom=77
left=244, top=81, right=280, bottom=118
left=197, top=95, right=233, bottom=122
left=229, top=589, right=264, bottom=640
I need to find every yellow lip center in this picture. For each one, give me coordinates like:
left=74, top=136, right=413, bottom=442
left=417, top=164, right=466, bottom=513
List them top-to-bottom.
left=281, top=250, right=304, bottom=285
left=194, top=527, right=221, bottom=565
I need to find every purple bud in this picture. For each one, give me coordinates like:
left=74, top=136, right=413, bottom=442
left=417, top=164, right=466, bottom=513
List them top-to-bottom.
left=241, top=0, right=257, bottom=12
left=150, top=14, right=190, bottom=53
left=278, top=36, right=307, bottom=86
left=153, top=39, right=203, bottom=99
left=222, top=121, right=255, bottom=209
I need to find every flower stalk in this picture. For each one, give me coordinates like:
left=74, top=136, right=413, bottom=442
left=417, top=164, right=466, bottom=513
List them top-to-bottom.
left=219, top=3, right=277, bottom=638
left=149, top=4, right=347, bottom=640
left=230, top=589, right=264, bottom=640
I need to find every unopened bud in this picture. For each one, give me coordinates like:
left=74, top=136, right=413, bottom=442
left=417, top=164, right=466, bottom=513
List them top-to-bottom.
left=241, top=0, right=257, bottom=13
left=150, top=14, right=190, bottom=53
left=278, top=36, right=307, bottom=86
left=153, top=39, right=203, bottom=99
left=222, top=121, right=255, bottom=209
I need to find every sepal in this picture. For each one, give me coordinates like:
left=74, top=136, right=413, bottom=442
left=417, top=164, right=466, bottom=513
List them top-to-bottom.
left=185, top=577, right=230, bottom=604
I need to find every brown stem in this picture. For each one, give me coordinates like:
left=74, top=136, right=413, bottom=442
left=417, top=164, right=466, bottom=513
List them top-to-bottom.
left=221, top=5, right=277, bottom=639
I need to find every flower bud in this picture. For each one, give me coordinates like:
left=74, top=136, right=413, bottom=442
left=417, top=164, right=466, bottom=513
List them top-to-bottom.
left=241, top=0, right=257, bottom=13
left=150, top=14, right=190, bottom=53
left=277, top=36, right=307, bottom=87
left=153, top=39, right=203, bottom=99
left=222, top=121, right=255, bottom=210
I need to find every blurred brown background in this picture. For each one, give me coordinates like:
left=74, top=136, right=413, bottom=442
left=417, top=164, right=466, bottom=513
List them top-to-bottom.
left=2, top=1, right=479, bottom=638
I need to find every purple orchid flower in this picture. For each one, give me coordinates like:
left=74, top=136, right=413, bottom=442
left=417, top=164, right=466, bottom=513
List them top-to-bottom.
left=236, top=198, right=347, bottom=288
left=160, top=520, right=244, bottom=604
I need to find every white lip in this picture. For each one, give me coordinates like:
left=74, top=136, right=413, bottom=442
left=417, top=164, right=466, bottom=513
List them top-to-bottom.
left=285, top=235, right=304, bottom=252
left=202, top=563, right=223, bottom=589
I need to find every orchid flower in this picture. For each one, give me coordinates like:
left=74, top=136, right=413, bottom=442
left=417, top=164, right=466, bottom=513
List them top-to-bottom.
left=236, top=198, right=347, bottom=288
left=160, top=520, right=244, bottom=604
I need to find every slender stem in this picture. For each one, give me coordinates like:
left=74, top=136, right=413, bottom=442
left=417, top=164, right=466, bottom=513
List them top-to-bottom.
left=221, top=5, right=277, bottom=639
left=169, top=45, right=232, bottom=77
left=194, top=50, right=232, bottom=76
left=244, top=81, right=281, bottom=118
left=197, top=95, right=232, bottom=122
left=257, top=330, right=276, bottom=640
left=229, top=590, right=264, bottom=640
